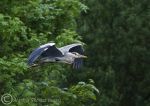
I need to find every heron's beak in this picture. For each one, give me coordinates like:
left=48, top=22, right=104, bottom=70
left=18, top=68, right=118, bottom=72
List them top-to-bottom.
left=80, top=55, right=87, bottom=58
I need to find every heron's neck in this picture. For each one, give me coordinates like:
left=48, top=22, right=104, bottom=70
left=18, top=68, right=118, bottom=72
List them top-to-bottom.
left=59, top=52, right=75, bottom=64
left=65, top=52, right=76, bottom=57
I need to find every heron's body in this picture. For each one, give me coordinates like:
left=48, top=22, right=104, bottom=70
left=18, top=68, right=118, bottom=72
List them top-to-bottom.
left=28, top=42, right=87, bottom=69
left=40, top=53, right=75, bottom=64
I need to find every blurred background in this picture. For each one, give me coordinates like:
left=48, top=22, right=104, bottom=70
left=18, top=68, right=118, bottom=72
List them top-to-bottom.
left=0, top=0, right=149, bottom=106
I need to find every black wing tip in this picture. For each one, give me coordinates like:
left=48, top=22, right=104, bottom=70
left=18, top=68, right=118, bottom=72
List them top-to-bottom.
left=72, top=58, right=83, bottom=70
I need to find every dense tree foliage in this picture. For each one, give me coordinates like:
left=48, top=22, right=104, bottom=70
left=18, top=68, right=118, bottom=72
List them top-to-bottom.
left=0, top=0, right=98, bottom=106
left=0, top=0, right=150, bottom=106
left=78, top=0, right=150, bottom=106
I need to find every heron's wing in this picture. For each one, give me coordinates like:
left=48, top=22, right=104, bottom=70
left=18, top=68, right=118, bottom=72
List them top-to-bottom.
left=28, top=43, right=63, bottom=65
left=58, top=43, right=82, bottom=54
left=59, top=43, right=84, bottom=69
left=41, top=44, right=63, bottom=57
left=69, top=45, right=84, bottom=69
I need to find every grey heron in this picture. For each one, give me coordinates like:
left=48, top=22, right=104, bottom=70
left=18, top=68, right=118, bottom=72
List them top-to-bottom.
left=28, top=42, right=87, bottom=69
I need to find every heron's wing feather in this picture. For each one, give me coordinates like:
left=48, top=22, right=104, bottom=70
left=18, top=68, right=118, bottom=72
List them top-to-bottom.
left=28, top=43, right=55, bottom=65
left=59, top=43, right=84, bottom=69
left=59, top=43, right=82, bottom=54
left=41, top=45, right=63, bottom=57
left=68, top=45, right=84, bottom=54
left=69, top=45, right=84, bottom=69
left=72, top=58, right=83, bottom=69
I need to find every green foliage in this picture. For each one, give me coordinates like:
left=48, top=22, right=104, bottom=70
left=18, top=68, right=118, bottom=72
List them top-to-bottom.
left=0, top=0, right=98, bottom=106
left=1, top=0, right=149, bottom=105
left=78, top=0, right=150, bottom=106
left=0, top=14, right=27, bottom=55
left=55, top=29, right=82, bottom=46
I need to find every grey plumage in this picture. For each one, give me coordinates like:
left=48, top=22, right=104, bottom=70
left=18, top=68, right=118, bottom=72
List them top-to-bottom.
left=28, top=42, right=87, bottom=69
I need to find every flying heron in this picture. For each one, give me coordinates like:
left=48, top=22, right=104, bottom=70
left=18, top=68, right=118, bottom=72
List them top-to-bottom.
left=28, top=42, right=87, bottom=69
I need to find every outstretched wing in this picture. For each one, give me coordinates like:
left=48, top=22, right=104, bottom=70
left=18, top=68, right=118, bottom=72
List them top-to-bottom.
left=28, top=43, right=63, bottom=65
left=58, top=43, right=82, bottom=54
left=59, top=43, right=84, bottom=69
left=41, top=44, right=63, bottom=57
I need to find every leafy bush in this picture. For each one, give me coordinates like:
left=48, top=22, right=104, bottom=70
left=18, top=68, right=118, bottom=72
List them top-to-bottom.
left=0, top=0, right=98, bottom=106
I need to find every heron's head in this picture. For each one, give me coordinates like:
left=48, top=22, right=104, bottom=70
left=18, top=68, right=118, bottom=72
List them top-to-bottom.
left=71, top=52, right=87, bottom=58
